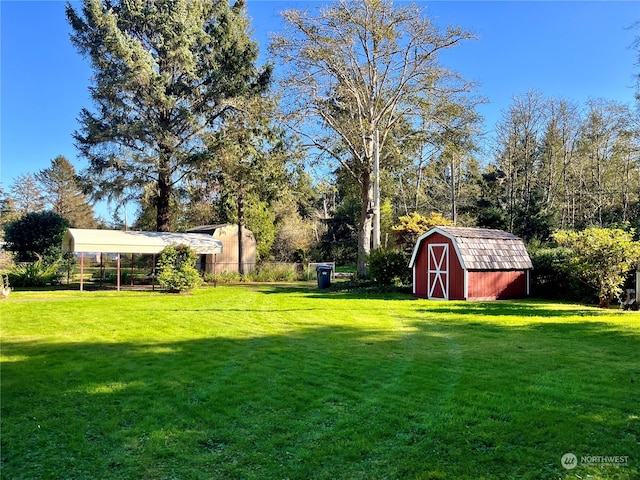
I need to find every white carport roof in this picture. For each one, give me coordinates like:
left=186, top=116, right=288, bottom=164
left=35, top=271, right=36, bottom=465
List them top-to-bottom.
left=62, top=228, right=223, bottom=255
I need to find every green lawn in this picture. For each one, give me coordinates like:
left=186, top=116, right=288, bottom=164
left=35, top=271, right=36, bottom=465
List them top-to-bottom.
left=1, top=284, right=638, bottom=479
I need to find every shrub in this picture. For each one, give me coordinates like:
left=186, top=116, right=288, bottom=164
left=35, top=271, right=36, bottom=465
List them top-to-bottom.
left=4, top=211, right=70, bottom=263
left=553, top=227, right=640, bottom=307
left=156, top=245, right=202, bottom=293
left=528, top=246, right=596, bottom=303
left=368, top=249, right=410, bottom=286
left=8, top=258, right=62, bottom=287
left=246, top=263, right=301, bottom=282
left=204, top=264, right=303, bottom=283
left=91, top=270, right=117, bottom=283
left=120, top=271, right=142, bottom=285
left=203, top=271, right=243, bottom=284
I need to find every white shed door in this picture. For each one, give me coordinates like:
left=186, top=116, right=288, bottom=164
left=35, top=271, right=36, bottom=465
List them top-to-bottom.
left=428, top=243, right=449, bottom=300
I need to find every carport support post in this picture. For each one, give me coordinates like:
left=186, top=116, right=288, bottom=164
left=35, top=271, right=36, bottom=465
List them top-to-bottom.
left=80, top=252, right=84, bottom=292
left=117, top=253, right=121, bottom=292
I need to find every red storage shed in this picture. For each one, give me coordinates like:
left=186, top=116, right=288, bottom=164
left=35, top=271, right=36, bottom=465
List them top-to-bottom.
left=409, top=227, right=533, bottom=300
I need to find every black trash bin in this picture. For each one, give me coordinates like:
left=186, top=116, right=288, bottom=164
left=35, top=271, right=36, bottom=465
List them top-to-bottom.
left=316, top=264, right=333, bottom=289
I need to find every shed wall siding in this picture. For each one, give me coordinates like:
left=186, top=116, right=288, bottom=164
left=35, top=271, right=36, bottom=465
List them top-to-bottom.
left=202, top=225, right=256, bottom=274
left=413, top=244, right=429, bottom=298
left=467, top=270, right=528, bottom=300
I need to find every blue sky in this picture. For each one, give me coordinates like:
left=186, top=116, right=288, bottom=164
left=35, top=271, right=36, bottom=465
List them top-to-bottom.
left=1, top=0, right=638, bottom=215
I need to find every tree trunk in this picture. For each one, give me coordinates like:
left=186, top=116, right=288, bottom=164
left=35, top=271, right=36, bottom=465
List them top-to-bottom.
left=156, top=153, right=172, bottom=232
left=357, top=170, right=374, bottom=278
left=237, top=193, right=245, bottom=276
left=599, top=293, right=612, bottom=309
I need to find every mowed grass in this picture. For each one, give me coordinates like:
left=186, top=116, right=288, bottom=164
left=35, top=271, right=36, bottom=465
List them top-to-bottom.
left=1, top=284, right=638, bottom=480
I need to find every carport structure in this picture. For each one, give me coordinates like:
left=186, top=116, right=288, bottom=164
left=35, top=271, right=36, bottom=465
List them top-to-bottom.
left=62, top=228, right=223, bottom=291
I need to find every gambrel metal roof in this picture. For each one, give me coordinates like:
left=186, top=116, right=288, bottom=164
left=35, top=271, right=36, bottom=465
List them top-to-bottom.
left=409, top=226, right=533, bottom=270
left=62, top=228, right=223, bottom=255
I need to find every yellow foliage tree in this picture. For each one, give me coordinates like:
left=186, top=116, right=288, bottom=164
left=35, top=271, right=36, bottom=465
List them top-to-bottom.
left=391, top=212, right=454, bottom=253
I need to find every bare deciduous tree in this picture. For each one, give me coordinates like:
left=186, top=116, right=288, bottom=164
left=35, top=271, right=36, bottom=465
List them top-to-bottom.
left=270, top=0, right=480, bottom=276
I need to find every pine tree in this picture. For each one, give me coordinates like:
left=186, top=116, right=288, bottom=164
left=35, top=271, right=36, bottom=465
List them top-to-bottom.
left=67, top=0, right=271, bottom=232
left=202, top=96, right=291, bottom=273
left=36, top=156, right=97, bottom=228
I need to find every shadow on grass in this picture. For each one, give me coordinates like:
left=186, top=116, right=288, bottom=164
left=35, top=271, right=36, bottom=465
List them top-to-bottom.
left=259, top=282, right=624, bottom=318
left=260, top=282, right=417, bottom=301
left=415, top=300, right=614, bottom=318
left=2, top=317, right=639, bottom=480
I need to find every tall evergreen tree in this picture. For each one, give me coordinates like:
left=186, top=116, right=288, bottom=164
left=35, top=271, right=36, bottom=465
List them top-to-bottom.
left=67, top=0, right=271, bottom=232
left=202, top=96, right=291, bottom=273
left=36, top=156, right=98, bottom=228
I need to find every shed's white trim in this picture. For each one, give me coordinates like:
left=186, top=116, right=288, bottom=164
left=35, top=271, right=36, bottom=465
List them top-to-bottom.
left=408, top=227, right=466, bottom=270
left=412, top=266, right=417, bottom=295
left=464, top=269, right=468, bottom=300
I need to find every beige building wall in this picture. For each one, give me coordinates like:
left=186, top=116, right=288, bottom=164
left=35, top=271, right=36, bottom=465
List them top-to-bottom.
left=197, top=224, right=256, bottom=274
